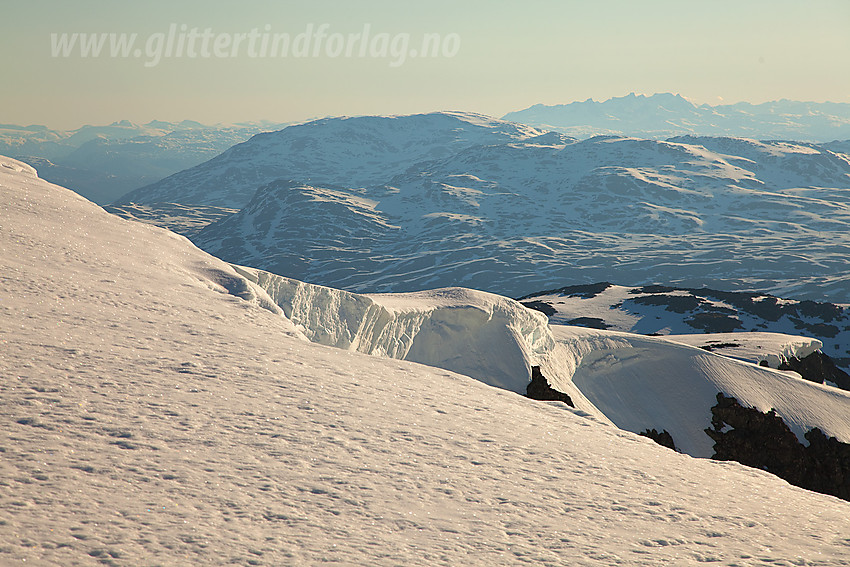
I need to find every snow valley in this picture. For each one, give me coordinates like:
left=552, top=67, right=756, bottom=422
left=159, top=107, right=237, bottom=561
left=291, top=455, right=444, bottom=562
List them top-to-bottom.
left=4, top=156, right=850, bottom=564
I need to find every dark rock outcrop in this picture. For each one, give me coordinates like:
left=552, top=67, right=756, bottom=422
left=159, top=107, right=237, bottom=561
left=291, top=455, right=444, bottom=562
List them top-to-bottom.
left=518, top=282, right=612, bottom=301
left=630, top=293, right=704, bottom=314
left=520, top=300, right=556, bottom=317
left=683, top=312, right=743, bottom=333
left=564, top=317, right=611, bottom=330
left=778, top=351, right=850, bottom=390
left=525, top=366, right=574, bottom=407
left=705, top=392, right=850, bottom=501
left=639, top=429, right=678, bottom=451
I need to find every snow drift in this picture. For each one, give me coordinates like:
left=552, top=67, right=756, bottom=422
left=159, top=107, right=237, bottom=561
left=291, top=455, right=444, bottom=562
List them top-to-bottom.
left=233, top=266, right=603, bottom=410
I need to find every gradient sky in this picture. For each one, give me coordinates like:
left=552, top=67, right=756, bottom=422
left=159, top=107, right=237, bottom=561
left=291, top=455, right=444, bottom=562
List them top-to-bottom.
left=3, top=0, right=849, bottom=129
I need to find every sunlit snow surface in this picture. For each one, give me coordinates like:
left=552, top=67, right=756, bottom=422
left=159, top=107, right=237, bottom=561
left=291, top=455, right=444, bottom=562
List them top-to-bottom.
left=3, top=157, right=850, bottom=565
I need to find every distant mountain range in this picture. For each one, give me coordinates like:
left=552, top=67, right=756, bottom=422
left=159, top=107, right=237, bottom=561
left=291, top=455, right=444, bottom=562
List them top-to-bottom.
left=503, top=93, right=850, bottom=141
left=96, top=108, right=850, bottom=305
left=116, top=112, right=850, bottom=302
left=0, top=119, right=287, bottom=203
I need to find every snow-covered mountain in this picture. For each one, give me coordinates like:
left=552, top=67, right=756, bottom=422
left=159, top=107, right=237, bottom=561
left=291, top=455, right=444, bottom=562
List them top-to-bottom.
left=503, top=93, right=850, bottom=141
left=116, top=112, right=550, bottom=208
left=1, top=120, right=287, bottom=204
left=190, top=131, right=850, bottom=301
left=5, top=156, right=850, bottom=564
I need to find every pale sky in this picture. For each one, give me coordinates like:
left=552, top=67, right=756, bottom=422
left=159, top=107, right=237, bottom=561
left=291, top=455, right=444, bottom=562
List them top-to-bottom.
left=2, top=0, right=849, bottom=129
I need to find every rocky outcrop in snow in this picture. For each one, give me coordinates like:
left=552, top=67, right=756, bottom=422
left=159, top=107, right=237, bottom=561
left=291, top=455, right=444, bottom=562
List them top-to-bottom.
left=550, top=325, right=850, bottom=459
left=525, top=366, right=574, bottom=406
left=706, top=393, right=850, bottom=501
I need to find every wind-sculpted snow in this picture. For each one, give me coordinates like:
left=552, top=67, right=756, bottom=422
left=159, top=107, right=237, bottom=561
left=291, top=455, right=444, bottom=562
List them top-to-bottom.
left=194, top=131, right=850, bottom=301
left=8, top=156, right=850, bottom=564
left=237, top=264, right=850, bottom=455
left=234, top=265, right=601, bottom=413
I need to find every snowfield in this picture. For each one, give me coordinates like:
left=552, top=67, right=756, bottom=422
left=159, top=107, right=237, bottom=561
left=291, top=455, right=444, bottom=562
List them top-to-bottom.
left=4, top=156, right=850, bottom=565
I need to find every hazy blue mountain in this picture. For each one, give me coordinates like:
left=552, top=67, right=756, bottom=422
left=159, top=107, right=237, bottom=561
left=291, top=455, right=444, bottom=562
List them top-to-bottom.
left=503, top=93, right=850, bottom=141
left=181, top=118, right=850, bottom=302
left=1, top=120, right=288, bottom=203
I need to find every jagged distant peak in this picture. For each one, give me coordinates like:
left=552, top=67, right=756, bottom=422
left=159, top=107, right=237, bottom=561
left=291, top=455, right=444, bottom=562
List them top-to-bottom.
left=503, top=94, right=850, bottom=141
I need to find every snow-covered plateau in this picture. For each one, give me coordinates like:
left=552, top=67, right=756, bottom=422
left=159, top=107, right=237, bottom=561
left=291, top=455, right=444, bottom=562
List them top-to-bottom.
left=6, top=157, right=850, bottom=564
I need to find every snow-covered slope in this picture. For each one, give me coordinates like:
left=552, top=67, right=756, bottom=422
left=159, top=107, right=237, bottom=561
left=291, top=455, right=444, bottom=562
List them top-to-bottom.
left=503, top=93, right=850, bottom=141
left=116, top=112, right=549, bottom=208
left=194, top=133, right=850, bottom=301
left=8, top=156, right=850, bottom=564
left=235, top=264, right=850, bottom=461
left=233, top=267, right=602, bottom=417
left=520, top=283, right=850, bottom=371
left=549, top=326, right=850, bottom=458
left=663, top=332, right=822, bottom=368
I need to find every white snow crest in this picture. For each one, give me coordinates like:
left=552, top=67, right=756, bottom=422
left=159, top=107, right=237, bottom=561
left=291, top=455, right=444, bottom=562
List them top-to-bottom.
left=0, top=156, right=38, bottom=177
left=235, top=266, right=556, bottom=392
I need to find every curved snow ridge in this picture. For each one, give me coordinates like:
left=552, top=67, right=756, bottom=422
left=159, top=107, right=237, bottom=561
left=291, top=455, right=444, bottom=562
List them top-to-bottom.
left=0, top=156, right=38, bottom=177
left=234, top=266, right=560, bottom=392
left=551, top=325, right=850, bottom=458
left=664, top=332, right=823, bottom=368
